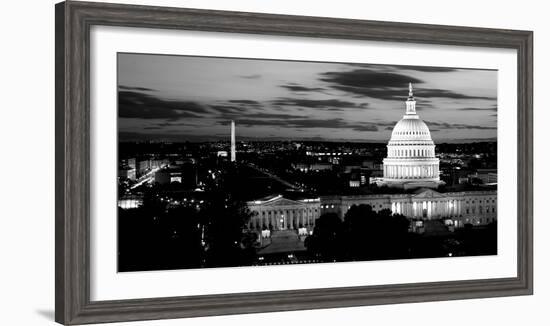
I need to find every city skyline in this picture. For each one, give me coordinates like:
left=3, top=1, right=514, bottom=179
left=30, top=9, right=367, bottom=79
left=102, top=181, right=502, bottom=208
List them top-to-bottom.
left=118, top=53, right=498, bottom=143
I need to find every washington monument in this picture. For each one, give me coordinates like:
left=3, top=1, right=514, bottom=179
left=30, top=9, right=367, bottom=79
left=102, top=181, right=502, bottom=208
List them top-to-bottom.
left=230, top=120, right=236, bottom=162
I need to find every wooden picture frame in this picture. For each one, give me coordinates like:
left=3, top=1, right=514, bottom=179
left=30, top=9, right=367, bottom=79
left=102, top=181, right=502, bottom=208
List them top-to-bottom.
left=55, top=1, right=533, bottom=324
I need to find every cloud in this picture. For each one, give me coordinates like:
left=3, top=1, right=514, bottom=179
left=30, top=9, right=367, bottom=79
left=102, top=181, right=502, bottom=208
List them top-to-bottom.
left=344, top=63, right=460, bottom=73
left=393, top=65, right=460, bottom=73
left=319, top=68, right=495, bottom=101
left=318, top=69, right=423, bottom=100
left=320, top=69, right=422, bottom=90
left=239, top=74, right=262, bottom=79
left=280, top=83, right=325, bottom=93
left=119, top=85, right=156, bottom=91
left=417, top=89, right=496, bottom=100
left=118, top=91, right=209, bottom=120
left=271, top=97, right=369, bottom=110
left=208, top=100, right=264, bottom=117
left=227, top=100, right=261, bottom=106
left=209, top=105, right=249, bottom=115
left=457, top=106, right=498, bottom=111
left=215, top=113, right=308, bottom=125
left=246, top=113, right=307, bottom=119
left=232, top=117, right=379, bottom=132
left=424, top=120, right=496, bottom=130
left=153, top=121, right=200, bottom=127
left=352, top=124, right=379, bottom=132
left=119, top=131, right=225, bottom=142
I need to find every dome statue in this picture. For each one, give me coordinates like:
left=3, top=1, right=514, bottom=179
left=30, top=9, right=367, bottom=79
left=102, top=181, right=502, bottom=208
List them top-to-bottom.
left=381, top=83, right=445, bottom=189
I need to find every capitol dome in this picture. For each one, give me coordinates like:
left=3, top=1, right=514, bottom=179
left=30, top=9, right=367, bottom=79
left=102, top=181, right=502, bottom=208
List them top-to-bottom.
left=381, top=83, right=444, bottom=189
left=390, top=117, right=432, bottom=141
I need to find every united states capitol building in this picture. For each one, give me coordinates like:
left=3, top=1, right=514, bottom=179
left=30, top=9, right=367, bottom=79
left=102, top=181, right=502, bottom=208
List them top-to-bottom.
left=379, top=83, right=444, bottom=190
left=246, top=84, right=497, bottom=235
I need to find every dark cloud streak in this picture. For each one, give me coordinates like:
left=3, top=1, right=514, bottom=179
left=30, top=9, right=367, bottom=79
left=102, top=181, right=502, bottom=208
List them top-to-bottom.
left=319, top=68, right=495, bottom=101
left=320, top=69, right=422, bottom=89
left=280, top=83, right=325, bottom=93
left=119, top=85, right=156, bottom=92
left=118, top=91, right=209, bottom=120
left=271, top=97, right=369, bottom=109
left=457, top=106, right=498, bottom=111
left=232, top=118, right=380, bottom=132
left=425, top=120, right=496, bottom=130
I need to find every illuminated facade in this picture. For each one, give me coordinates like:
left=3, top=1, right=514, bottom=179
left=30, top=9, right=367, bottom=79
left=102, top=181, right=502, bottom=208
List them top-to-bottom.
left=381, top=83, right=444, bottom=189
left=247, top=188, right=497, bottom=232
left=320, top=188, right=497, bottom=227
left=246, top=195, right=321, bottom=231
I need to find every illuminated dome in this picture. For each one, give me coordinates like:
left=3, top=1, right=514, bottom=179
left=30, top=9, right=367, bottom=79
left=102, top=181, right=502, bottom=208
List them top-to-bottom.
left=381, top=83, right=444, bottom=189
left=390, top=117, right=432, bottom=141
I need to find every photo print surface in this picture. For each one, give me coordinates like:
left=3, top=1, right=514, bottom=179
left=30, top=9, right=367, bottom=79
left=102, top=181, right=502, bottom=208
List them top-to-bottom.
left=117, top=53, right=497, bottom=272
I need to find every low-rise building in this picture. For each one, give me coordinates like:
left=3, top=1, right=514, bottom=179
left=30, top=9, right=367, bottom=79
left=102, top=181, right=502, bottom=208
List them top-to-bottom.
left=118, top=166, right=136, bottom=181
left=154, top=168, right=183, bottom=185
left=247, top=188, right=497, bottom=232
left=320, top=188, right=497, bottom=228
left=246, top=195, right=321, bottom=231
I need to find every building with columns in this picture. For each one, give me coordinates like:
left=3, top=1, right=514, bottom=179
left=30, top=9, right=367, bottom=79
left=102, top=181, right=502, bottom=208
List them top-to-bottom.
left=381, top=83, right=444, bottom=189
left=247, top=188, right=496, bottom=233
left=320, top=188, right=497, bottom=228
left=246, top=195, right=321, bottom=232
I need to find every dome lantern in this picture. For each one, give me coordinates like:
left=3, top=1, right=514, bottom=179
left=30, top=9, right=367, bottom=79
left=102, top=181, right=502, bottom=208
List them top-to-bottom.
left=406, top=82, right=416, bottom=115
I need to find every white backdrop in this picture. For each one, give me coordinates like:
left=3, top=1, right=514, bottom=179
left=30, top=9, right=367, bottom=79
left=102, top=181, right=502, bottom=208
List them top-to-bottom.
left=0, top=0, right=547, bottom=325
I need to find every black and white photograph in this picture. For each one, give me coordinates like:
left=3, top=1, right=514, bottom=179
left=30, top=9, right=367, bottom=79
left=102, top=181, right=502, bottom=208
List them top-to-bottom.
left=1, top=0, right=541, bottom=324
left=117, top=53, right=498, bottom=272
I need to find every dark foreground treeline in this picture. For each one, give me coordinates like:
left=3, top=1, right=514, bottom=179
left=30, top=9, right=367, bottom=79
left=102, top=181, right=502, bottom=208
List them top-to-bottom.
left=118, top=191, right=258, bottom=272
left=119, top=197, right=496, bottom=272
left=305, top=205, right=497, bottom=262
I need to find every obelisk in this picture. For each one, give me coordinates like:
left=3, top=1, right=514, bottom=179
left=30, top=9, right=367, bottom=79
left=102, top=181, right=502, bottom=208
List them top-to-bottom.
left=230, top=120, right=236, bottom=162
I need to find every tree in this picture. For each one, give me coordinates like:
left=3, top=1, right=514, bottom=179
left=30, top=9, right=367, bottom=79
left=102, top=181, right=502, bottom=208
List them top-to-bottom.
left=201, top=194, right=255, bottom=267
left=118, top=204, right=203, bottom=272
left=305, top=204, right=412, bottom=262
left=343, top=205, right=410, bottom=260
left=305, top=213, right=344, bottom=261
left=455, top=221, right=497, bottom=256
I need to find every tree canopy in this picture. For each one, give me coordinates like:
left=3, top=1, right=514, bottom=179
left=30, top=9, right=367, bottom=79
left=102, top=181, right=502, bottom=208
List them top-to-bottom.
left=305, top=204, right=410, bottom=262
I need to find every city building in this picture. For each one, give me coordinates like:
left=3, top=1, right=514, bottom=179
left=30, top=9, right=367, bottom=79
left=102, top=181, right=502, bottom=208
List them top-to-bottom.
left=381, top=83, right=444, bottom=189
left=121, top=157, right=136, bottom=169
left=127, top=158, right=136, bottom=169
left=150, top=158, right=169, bottom=169
left=137, top=159, right=150, bottom=176
left=292, top=162, right=333, bottom=172
left=310, top=163, right=332, bottom=171
left=118, top=166, right=136, bottom=181
left=154, top=168, right=183, bottom=185
left=472, top=169, right=498, bottom=184
left=246, top=188, right=497, bottom=232
left=320, top=188, right=497, bottom=227
left=118, top=194, right=143, bottom=209
left=246, top=195, right=321, bottom=231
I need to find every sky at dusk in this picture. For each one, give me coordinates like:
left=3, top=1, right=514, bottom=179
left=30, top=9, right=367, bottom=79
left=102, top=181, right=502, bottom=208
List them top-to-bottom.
left=118, top=53, right=497, bottom=143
